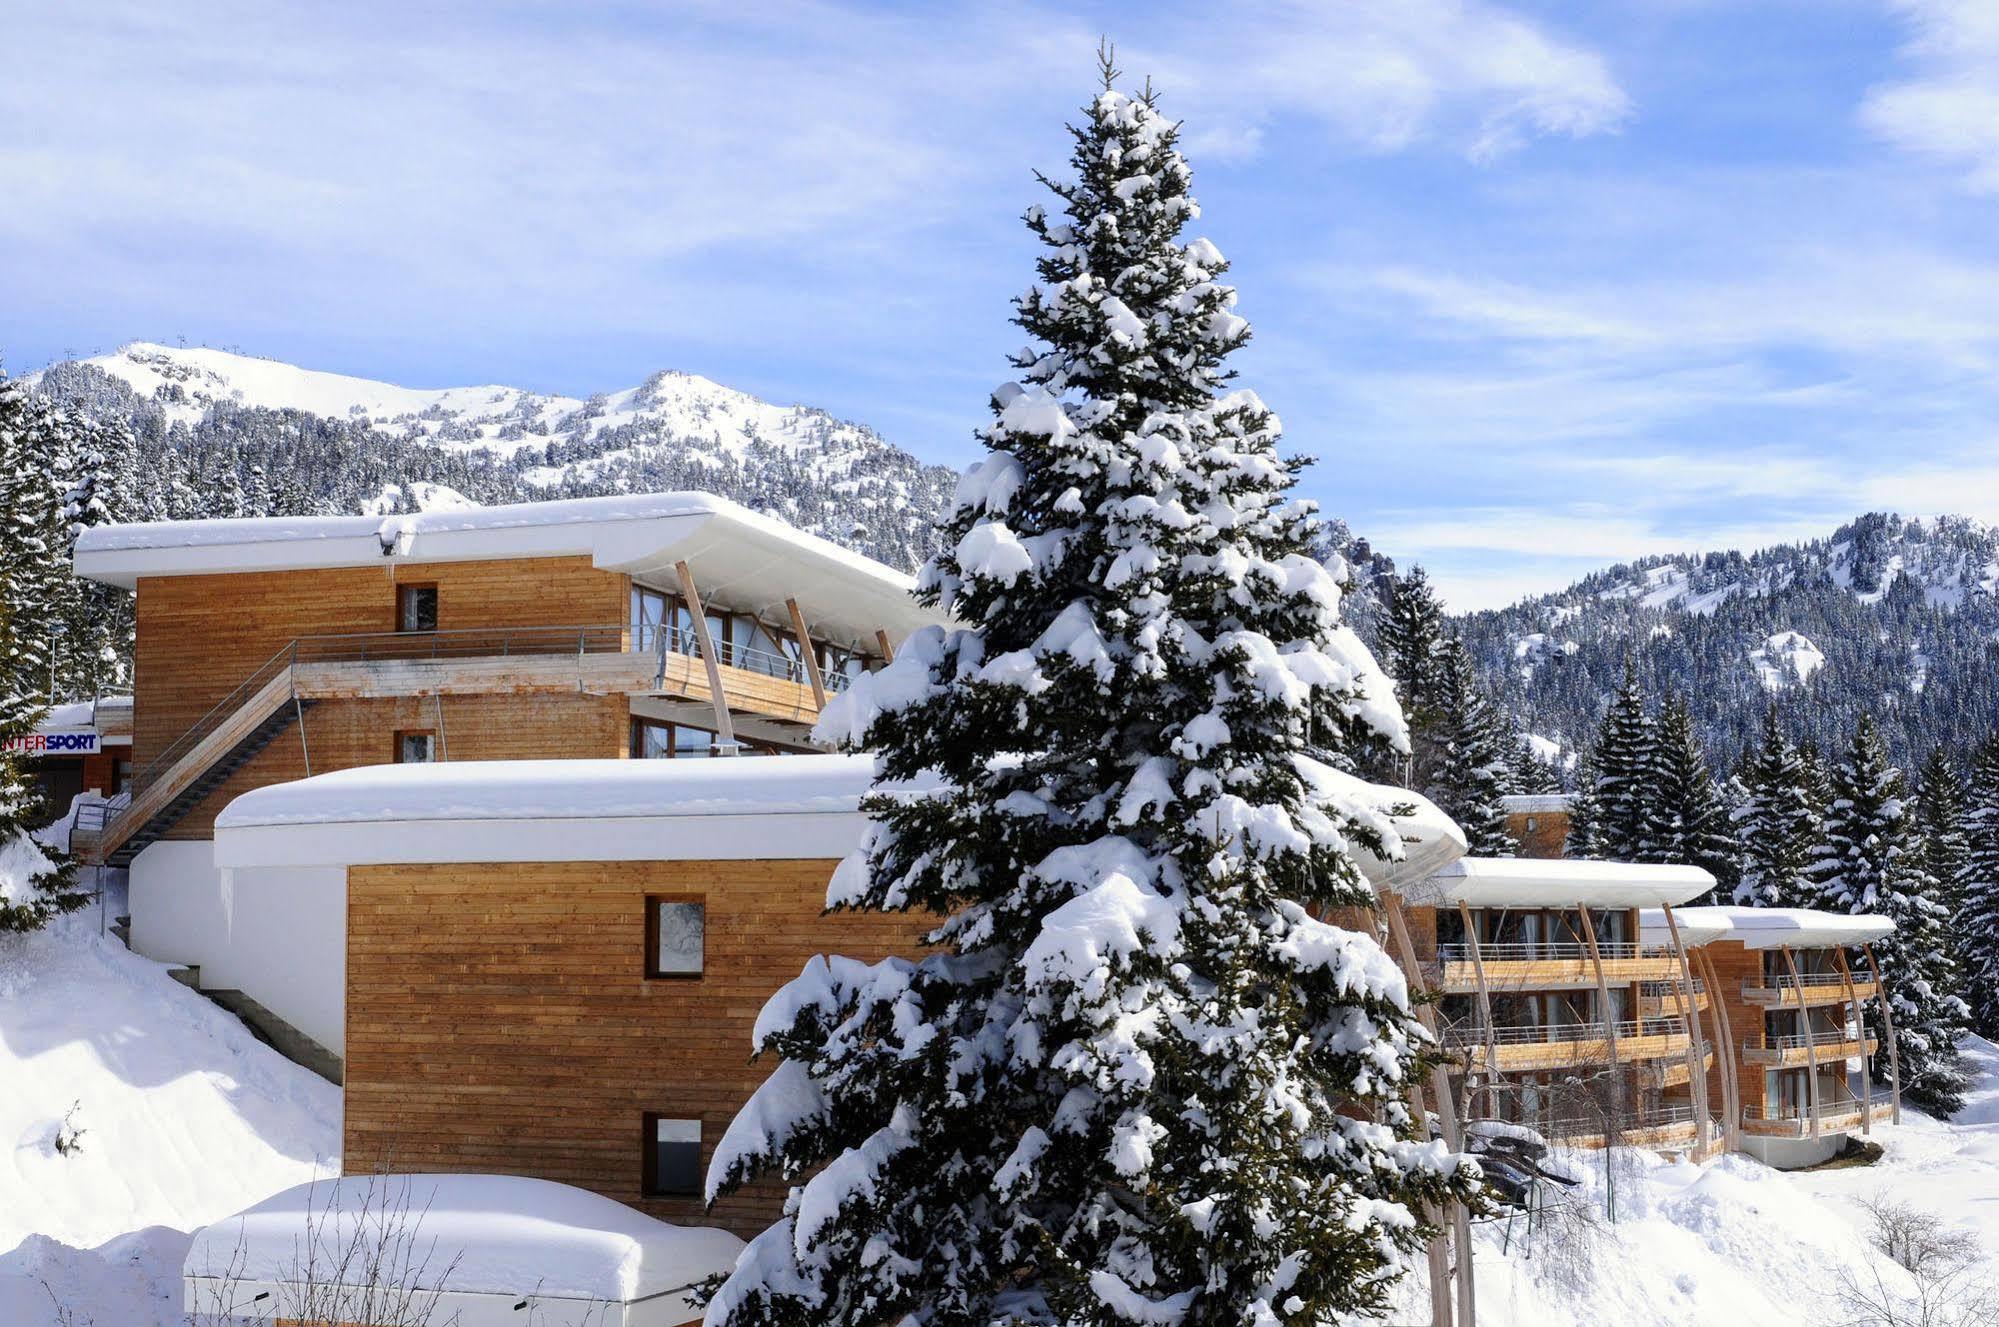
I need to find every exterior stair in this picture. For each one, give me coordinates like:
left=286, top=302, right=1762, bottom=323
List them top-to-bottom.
left=101, top=700, right=311, bottom=866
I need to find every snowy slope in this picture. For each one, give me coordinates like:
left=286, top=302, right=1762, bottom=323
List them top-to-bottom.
left=0, top=870, right=339, bottom=1326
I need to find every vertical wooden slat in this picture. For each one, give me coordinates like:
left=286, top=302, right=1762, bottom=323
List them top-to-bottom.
left=675, top=561, right=739, bottom=755
left=785, top=598, right=829, bottom=709
left=1659, top=905, right=1712, bottom=1155
left=1863, top=943, right=1903, bottom=1125
left=1779, top=945, right=1821, bottom=1140
left=1833, top=947, right=1873, bottom=1136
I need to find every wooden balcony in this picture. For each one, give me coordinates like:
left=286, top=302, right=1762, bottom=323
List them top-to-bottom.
left=1435, top=942, right=1685, bottom=993
left=1741, top=974, right=1879, bottom=1009
left=1638, top=979, right=1709, bottom=1019
left=1448, top=1017, right=1693, bottom=1072
left=1741, top=1031, right=1878, bottom=1069
left=1740, top=1095, right=1895, bottom=1139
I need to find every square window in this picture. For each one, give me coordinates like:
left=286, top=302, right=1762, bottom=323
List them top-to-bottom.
left=397, top=585, right=438, bottom=633
left=396, top=731, right=437, bottom=764
left=647, top=898, right=704, bottom=977
left=643, top=1116, right=702, bottom=1197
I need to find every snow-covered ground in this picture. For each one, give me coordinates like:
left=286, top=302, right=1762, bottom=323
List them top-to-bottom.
left=8, top=860, right=1999, bottom=1324
left=0, top=888, right=339, bottom=1326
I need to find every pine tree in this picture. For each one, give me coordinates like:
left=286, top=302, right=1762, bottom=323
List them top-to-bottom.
left=703, top=58, right=1481, bottom=1327
left=0, top=374, right=86, bottom=932
left=0, top=380, right=69, bottom=711
left=56, top=410, right=140, bottom=698
left=1376, top=565, right=1451, bottom=786
left=1426, top=636, right=1515, bottom=857
left=1589, top=664, right=1663, bottom=862
left=1652, top=695, right=1735, bottom=898
left=1731, top=707, right=1819, bottom=908
left=1809, top=717, right=1970, bottom=1116
left=1958, top=730, right=1999, bottom=1037
left=1914, top=747, right=1969, bottom=918
left=1563, top=757, right=1605, bottom=860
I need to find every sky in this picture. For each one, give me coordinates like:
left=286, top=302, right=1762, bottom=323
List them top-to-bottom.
left=7, top=0, right=1999, bottom=610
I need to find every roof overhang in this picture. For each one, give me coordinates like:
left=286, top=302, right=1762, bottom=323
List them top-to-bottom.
left=73, top=491, right=946, bottom=650
left=1411, top=857, right=1716, bottom=910
left=1650, top=905, right=1895, bottom=950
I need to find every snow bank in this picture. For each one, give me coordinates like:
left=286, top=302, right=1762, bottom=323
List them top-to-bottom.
left=184, top=1174, right=743, bottom=1302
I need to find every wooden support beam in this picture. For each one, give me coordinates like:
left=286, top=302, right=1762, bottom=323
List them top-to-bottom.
left=674, top=561, right=739, bottom=755
left=784, top=598, right=829, bottom=709
left=875, top=629, right=896, bottom=663
left=1457, top=902, right=1502, bottom=1119
left=1575, top=904, right=1626, bottom=1137
left=1659, top=905, right=1712, bottom=1155
left=1862, top=943, right=1903, bottom=1125
left=1779, top=945, right=1822, bottom=1141
left=1694, top=947, right=1741, bottom=1152
left=1833, top=948, right=1873, bottom=1135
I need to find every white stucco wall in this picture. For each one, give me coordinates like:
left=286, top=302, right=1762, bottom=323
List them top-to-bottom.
left=128, top=840, right=346, bottom=1054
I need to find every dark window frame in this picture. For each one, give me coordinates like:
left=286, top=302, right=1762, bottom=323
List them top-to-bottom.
left=396, top=583, right=439, bottom=633
left=393, top=729, right=438, bottom=764
left=644, top=893, right=706, bottom=979
left=640, top=1113, right=704, bottom=1198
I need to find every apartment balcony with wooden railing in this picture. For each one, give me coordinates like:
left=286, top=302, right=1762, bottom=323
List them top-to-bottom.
left=70, top=621, right=862, bottom=867
left=1435, top=940, right=1686, bottom=993
left=1740, top=971, right=1880, bottom=1009
left=1637, top=977, right=1709, bottom=1018
left=1444, top=1016, right=1693, bottom=1072
left=1741, top=1028, right=1879, bottom=1069
left=1741, top=1091, right=1896, bottom=1139
left=1501, top=1102, right=1703, bottom=1149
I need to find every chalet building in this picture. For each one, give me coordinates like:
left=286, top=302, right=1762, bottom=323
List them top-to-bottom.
left=69, top=492, right=946, bottom=1063
left=8, top=693, right=132, bottom=812
left=1499, top=792, right=1574, bottom=859
left=1383, top=858, right=1725, bottom=1156
left=1645, top=905, right=1898, bottom=1168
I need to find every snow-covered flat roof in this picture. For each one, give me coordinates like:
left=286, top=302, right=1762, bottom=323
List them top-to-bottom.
left=73, top=490, right=945, bottom=649
left=215, top=754, right=894, bottom=868
left=1297, top=761, right=1467, bottom=890
left=1498, top=793, right=1575, bottom=815
left=1413, top=857, right=1716, bottom=909
left=1650, top=905, right=1895, bottom=950
left=183, top=1174, right=743, bottom=1323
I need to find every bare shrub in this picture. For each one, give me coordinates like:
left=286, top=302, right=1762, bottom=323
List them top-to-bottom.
left=1826, top=1195, right=1998, bottom=1327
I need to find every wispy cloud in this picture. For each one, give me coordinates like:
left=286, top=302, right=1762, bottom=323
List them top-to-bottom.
left=1862, top=0, right=1999, bottom=190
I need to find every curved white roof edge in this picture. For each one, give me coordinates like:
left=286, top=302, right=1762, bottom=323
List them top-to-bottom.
left=73, top=490, right=945, bottom=649
left=214, top=754, right=887, bottom=868
left=214, top=754, right=1467, bottom=891
left=1411, top=856, right=1716, bottom=909
left=1647, top=904, right=1895, bottom=949
left=182, top=1173, right=743, bottom=1308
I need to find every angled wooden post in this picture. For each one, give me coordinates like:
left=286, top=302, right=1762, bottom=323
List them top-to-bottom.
left=674, top=560, right=739, bottom=755
left=784, top=598, right=829, bottom=708
left=875, top=628, right=896, bottom=663
left=1379, top=890, right=1471, bottom=1327
left=1456, top=901, right=1502, bottom=1119
left=1575, top=904, right=1625, bottom=1135
left=1659, top=905, right=1712, bottom=1154
left=1862, top=943, right=1902, bottom=1124
left=1778, top=945, right=1821, bottom=1140
left=1694, top=948, right=1740, bottom=1151
left=1832, top=948, right=1872, bottom=1134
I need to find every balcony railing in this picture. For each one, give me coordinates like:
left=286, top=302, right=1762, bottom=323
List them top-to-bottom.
left=636, top=621, right=854, bottom=694
left=1436, top=941, right=1675, bottom=964
left=1743, top=972, right=1854, bottom=995
left=1639, top=978, right=1706, bottom=997
left=1447, top=1016, right=1688, bottom=1048
left=1744, top=1028, right=1871, bottom=1054
left=1747, top=1091, right=1895, bottom=1123
left=1503, top=1103, right=1699, bottom=1140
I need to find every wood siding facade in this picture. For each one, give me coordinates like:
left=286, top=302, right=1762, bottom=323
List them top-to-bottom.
left=343, top=859, right=931, bottom=1237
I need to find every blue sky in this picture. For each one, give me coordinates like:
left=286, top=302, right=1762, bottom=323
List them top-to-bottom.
left=7, top=1, right=1999, bottom=610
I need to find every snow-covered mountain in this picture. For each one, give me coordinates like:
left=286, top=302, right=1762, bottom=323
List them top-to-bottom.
left=29, top=342, right=958, bottom=570
left=1452, top=513, right=1999, bottom=769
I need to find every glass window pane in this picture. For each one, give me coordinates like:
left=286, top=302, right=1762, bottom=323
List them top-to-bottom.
left=398, top=586, right=437, bottom=633
left=673, top=726, right=712, bottom=758
left=398, top=733, right=435, bottom=763
left=654, top=901, right=704, bottom=975
left=651, top=1117, right=701, bottom=1195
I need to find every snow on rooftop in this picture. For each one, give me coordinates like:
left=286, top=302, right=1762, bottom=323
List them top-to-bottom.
left=75, top=489, right=942, bottom=648
left=218, top=754, right=888, bottom=830
left=1296, top=760, right=1466, bottom=889
left=1498, top=793, right=1574, bottom=815
left=1414, top=856, right=1716, bottom=909
left=1658, top=905, right=1894, bottom=949
left=183, top=1174, right=744, bottom=1304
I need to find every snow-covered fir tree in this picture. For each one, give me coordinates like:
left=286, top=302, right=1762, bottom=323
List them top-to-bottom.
left=702, top=59, right=1483, bottom=1327
left=0, top=374, right=86, bottom=932
left=0, top=375, right=70, bottom=711
left=56, top=408, right=140, bottom=697
left=1375, top=565, right=1450, bottom=783
left=1426, top=637, right=1515, bottom=857
left=1583, top=665, right=1663, bottom=862
left=1651, top=695, right=1735, bottom=899
left=1731, top=708, right=1820, bottom=908
left=1808, top=717, right=1969, bottom=1116
left=1957, top=730, right=1999, bottom=1037
left=1914, top=746, right=1969, bottom=918
left=1563, top=752, right=1605, bottom=860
